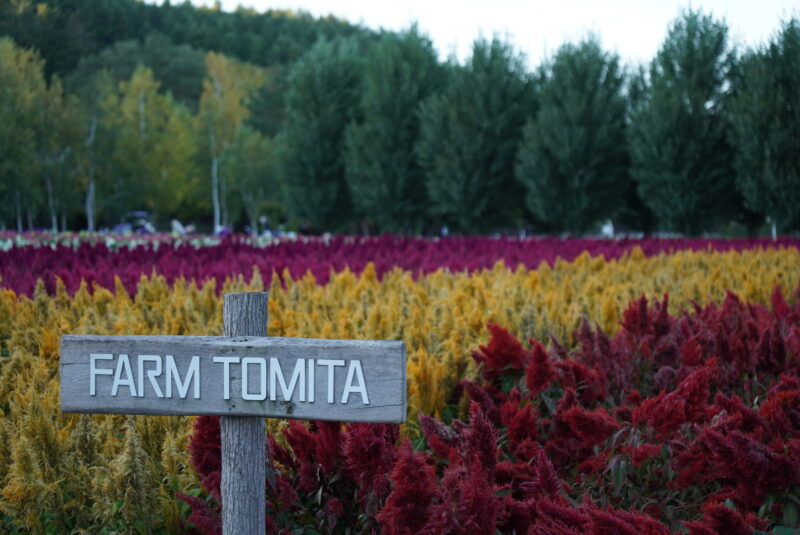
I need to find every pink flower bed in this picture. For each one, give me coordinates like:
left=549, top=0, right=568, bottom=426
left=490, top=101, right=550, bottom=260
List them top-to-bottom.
left=1, top=234, right=797, bottom=296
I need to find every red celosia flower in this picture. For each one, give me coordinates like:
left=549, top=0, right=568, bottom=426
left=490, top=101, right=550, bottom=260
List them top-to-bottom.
left=771, top=285, right=792, bottom=321
left=622, top=295, right=651, bottom=339
left=755, top=322, right=788, bottom=375
left=473, top=323, right=527, bottom=381
left=680, top=335, right=705, bottom=367
left=526, top=338, right=556, bottom=397
left=555, top=360, right=607, bottom=406
left=633, top=364, right=714, bottom=438
left=458, top=378, right=502, bottom=422
left=711, top=392, right=765, bottom=434
left=502, top=400, right=538, bottom=449
left=461, top=401, right=498, bottom=474
left=559, top=405, right=620, bottom=449
left=188, top=416, right=222, bottom=499
left=282, top=420, right=319, bottom=493
left=314, top=421, right=343, bottom=474
left=342, top=423, right=398, bottom=499
left=677, top=427, right=799, bottom=508
left=268, top=435, right=295, bottom=471
left=515, top=438, right=542, bottom=462
left=377, top=441, right=441, bottom=535
left=628, top=443, right=662, bottom=467
left=532, top=448, right=561, bottom=498
left=424, top=455, right=502, bottom=535
left=274, top=474, right=299, bottom=512
left=175, top=492, right=221, bottom=535
left=530, top=499, right=589, bottom=534
left=684, top=501, right=763, bottom=535
left=588, top=507, right=670, bottom=535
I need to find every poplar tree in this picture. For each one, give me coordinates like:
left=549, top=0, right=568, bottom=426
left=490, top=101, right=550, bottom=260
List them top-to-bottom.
left=628, top=10, right=738, bottom=235
left=729, top=18, right=800, bottom=234
left=344, top=27, right=443, bottom=233
left=516, top=37, right=628, bottom=233
left=278, top=38, right=363, bottom=232
left=416, top=38, right=534, bottom=234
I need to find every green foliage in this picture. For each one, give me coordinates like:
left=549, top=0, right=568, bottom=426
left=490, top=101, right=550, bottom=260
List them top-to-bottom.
left=0, top=0, right=370, bottom=79
left=0, top=1, right=797, bottom=236
left=628, top=10, right=741, bottom=235
left=729, top=18, right=800, bottom=232
left=344, top=27, right=444, bottom=233
left=65, top=33, right=206, bottom=108
left=0, top=36, right=43, bottom=230
left=516, top=37, right=628, bottom=233
left=278, top=38, right=364, bottom=232
left=416, top=38, right=535, bottom=233
left=196, top=52, right=266, bottom=230
left=247, top=65, right=289, bottom=137
left=107, top=66, right=198, bottom=226
left=220, top=125, right=279, bottom=233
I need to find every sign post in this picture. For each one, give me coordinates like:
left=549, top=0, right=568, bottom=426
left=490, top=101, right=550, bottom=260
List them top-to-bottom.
left=60, top=291, right=406, bottom=535
left=221, top=292, right=269, bottom=535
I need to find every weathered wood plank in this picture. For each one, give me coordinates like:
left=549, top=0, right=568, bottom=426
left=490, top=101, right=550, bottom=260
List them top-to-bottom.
left=221, top=292, right=268, bottom=535
left=60, top=334, right=407, bottom=423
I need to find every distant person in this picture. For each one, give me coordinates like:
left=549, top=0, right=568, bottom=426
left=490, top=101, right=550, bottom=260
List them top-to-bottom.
left=171, top=218, right=186, bottom=236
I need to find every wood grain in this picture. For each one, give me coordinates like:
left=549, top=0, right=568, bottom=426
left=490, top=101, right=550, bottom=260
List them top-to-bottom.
left=222, top=292, right=268, bottom=535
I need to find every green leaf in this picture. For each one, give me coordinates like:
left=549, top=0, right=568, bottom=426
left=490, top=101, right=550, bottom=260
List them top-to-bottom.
left=783, top=502, right=798, bottom=528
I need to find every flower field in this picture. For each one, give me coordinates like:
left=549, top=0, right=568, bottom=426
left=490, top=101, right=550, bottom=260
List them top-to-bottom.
left=2, top=234, right=798, bottom=296
left=1, top=235, right=799, bottom=533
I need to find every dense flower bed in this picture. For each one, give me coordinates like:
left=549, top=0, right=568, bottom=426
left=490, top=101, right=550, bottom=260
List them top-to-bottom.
left=1, top=233, right=798, bottom=296
left=1, top=243, right=799, bottom=532
left=184, top=288, right=800, bottom=533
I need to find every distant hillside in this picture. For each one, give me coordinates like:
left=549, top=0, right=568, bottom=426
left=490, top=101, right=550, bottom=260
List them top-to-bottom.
left=0, top=0, right=371, bottom=78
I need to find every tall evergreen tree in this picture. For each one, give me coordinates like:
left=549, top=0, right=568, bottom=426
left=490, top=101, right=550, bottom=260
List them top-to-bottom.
left=628, top=10, right=738, bottom=235
left=729, top=18, right=800, bottom=234
left=344, top=27, right=443, bottom=234
left=516, top=37, right=628, bottom=234
left=278, top=38, right=363, bottom=232
left=416, top=38, right=534, bottom=234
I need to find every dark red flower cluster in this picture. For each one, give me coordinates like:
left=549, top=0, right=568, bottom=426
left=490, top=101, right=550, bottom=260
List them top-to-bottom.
left=2, top=234, right=797, bottom=296
left=182, top=283, right=800, bottom=534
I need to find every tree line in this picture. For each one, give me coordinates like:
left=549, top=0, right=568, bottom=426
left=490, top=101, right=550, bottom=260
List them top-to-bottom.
left=0, top=2, right=798, bottom=236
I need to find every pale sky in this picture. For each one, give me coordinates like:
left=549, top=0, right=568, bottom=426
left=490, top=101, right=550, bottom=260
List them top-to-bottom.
left=186, top=0, right=797, bottom=68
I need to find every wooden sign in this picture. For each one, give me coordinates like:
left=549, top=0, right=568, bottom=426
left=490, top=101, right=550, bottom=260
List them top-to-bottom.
left=61, top=334, right=406, bottom=423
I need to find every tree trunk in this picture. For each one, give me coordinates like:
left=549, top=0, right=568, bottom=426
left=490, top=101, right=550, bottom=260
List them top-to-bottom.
left=85, top=114, right=98, bottom=232
left=210, top=125, right=221, bottom=232
left=212, top=154, right=221, bottom=231
left=221, top=172, right=228, bottom=228
left=46, top=174, right=58, bottom=232
left=86, top=179, right=96, bottom=232
left=15, top=190, right=22, bottom=232
left=61, top=213, right=67, bottom=233
left=772, top=219, right=777, bottom=241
